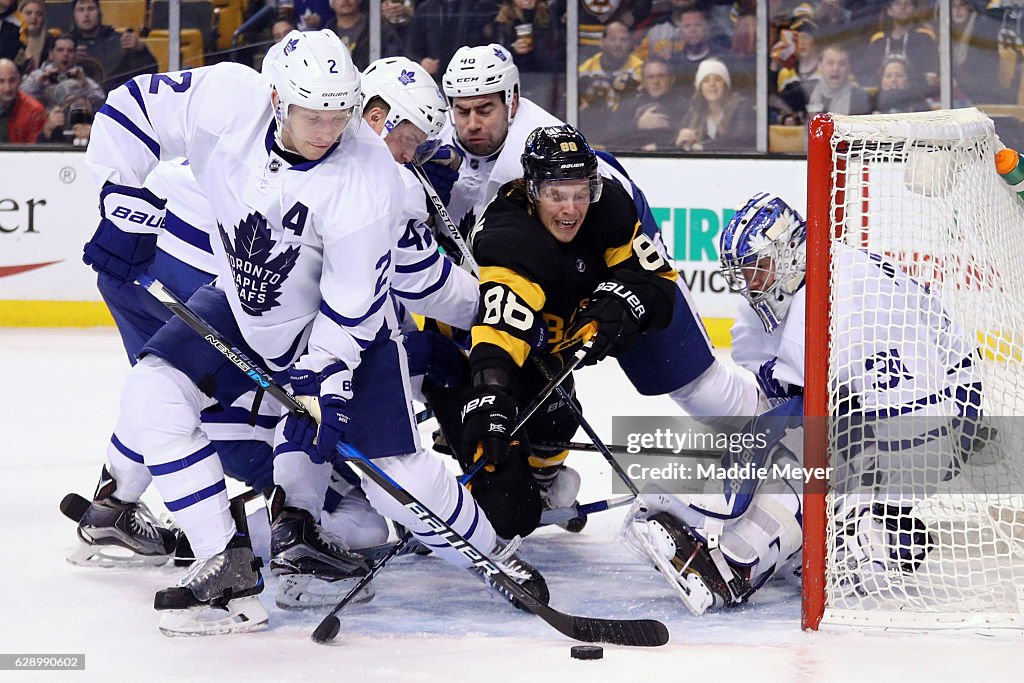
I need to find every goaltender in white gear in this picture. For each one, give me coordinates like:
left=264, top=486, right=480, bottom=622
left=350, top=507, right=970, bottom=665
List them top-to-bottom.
left=85, top=32, right=515, bottom=636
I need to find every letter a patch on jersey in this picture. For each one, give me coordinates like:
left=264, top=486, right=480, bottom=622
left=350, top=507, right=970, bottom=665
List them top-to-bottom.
left=219, top=212, right=299, bottom=316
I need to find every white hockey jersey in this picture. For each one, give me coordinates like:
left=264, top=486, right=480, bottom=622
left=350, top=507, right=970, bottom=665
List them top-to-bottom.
left=88, top=64, right=408, bottom=376
left=145, top=160, right=218, bottom=276
left=731, top=244, right=978, bottom=419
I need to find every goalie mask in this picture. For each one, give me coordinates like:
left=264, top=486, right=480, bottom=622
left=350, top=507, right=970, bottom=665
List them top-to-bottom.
left=262, top=30, right=361, bottom=147
left=442, top=44, right=520, bottom=123
left=361, top=57, right=448, bottom=164
left=521, top=125, right=603, bottom=204
left=719, top=193, right=806, bottom=333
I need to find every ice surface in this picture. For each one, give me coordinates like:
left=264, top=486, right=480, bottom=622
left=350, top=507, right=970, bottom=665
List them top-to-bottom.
left=1, top=329, right=1021, bottom=683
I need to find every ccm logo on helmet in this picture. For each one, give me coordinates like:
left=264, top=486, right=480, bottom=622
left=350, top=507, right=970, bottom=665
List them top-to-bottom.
left=461, top=395, right=496, bottom=420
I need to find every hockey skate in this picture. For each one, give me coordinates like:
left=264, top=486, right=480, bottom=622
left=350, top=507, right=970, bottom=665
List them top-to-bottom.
left=534, top=464, right=587, bottom=533
left=63, top=468, right=176, bottom=568
left=270, top=498, right=373, bottom=610
left=154, top=501, right=267, bottom=637
left=624, top=512, right=750, bottom=616
left=479, top=536, right=550, bottom=612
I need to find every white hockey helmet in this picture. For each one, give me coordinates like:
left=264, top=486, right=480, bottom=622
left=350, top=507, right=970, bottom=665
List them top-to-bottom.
left=262, top=30, right=362, bottom=134
left=442, top=44, right=520, bottom=122
left=361, top=57, right=448, bottom=163
left=719, top=193, right=807, bottom=333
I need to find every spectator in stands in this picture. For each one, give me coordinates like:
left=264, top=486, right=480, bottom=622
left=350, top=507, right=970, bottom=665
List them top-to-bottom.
left=0, top=0, right=20, bottom=61
left=14, top=0, right=54, bottom=75
left=70, top=0, right=156, bottom=92
left=293, top=0, right=332, bottom=30
left=325, top=0, right=368, bottom=68
left=380, top=0, right=414, bottom=57
left=408, top=0, right=494, bottom=80
left=486, top=0, right=564, bottom=109
left=578, top=0, right=637, bottom=61
left=636, top=0, right=702, bottom=60
left=783, top=0, right=854, bottom=46
left=858, top=0, right=937, bottom=92
left=951, top=0, right=1007, bottom=105
left=667, top=8, right=730, bottom=94
left=271, top=17, right=297, bottom=43
left=578, top=20, right=643, bottom=147
left=769, top=24, right=820, bottom=124
left=21, top=33, right=104, bottom=110
left=806, top=42, right=871, bottom=115
left=872, top=54, right=928, bottom=114
left=674, top=56, right=754, bottom=152
left=0, top=57, right=45, bottom=141
left=617, top=57, right=687, bottom=150
left=37, top=91, right=92, bottom=144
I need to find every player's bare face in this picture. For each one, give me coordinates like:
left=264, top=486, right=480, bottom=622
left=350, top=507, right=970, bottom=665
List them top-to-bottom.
left=452, top=94, right=511, bottom=157
left=282, top=104, right=352, bottom=160
left=384, top=120, right=428, bottom=164
left=535, top=179, right=591, bottom=243
left=741, top=256, right=776, bottom=298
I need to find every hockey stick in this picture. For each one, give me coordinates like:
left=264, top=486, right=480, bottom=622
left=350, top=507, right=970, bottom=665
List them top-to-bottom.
left=411, top=163, right=479, bottom=276
left=138, top=280, right=666, bottom=645
left=312, top=344, right=593, bottom=639
left=530, top=356, right=641, bottom=496
left=535, top=440, right=719, bottom=460
left=540, top=494, right=637, bottom=527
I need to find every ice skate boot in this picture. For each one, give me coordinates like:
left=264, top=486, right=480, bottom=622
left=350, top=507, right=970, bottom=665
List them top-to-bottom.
left=534, top=463, right=587, bottom=533
left=66, top=467, right=176, bottom=568
left=269, top=488, right=372, bottom=610
left=154, top=499, right=267, bottom=637
left=479, top=536, right=550, bottom=612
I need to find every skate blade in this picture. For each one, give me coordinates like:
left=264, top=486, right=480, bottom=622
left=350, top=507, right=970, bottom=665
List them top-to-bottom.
left=66, top=541, right=170, bottom=569
left=275, top=574, right=375, bottom=611
left=158, top=597, right=269, bottom=637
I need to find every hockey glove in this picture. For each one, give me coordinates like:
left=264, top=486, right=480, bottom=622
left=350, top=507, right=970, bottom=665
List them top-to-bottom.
left=419, top=144, right=462, bottom=207
left=82, top=184, right=167, bottom=282
left=568, top=270, right=652, bottom=366
left=404, top=330, right=470, bottom=390
left=283, top=362, right=354, bottom=465
left=459, top=384, right=517, bottom=466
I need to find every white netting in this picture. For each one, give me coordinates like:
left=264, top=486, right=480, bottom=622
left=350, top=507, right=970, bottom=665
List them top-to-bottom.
left=820, top=109, right=1024, bottom=629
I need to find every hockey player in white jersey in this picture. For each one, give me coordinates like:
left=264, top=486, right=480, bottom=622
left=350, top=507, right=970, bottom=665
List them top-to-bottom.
left=81, top=31, right=540, bottom=636
left=621, top=193, right=984, bottom=613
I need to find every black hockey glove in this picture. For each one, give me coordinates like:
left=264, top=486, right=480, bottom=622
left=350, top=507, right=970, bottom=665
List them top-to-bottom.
left=569, top=270, right=653, bottom=366
left=459, top=384, right=517, bottom=466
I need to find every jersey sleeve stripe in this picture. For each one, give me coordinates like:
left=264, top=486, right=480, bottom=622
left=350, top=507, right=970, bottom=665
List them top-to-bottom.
left=124, top=78, right=151, bottom=124
left=97, top=103, right=161, bottom=159
left=164, top=210, right=213, bottom=253
left=604, top=220, right=642, bottom=268
left=395, top=249, right=441, bottom=273
left=393, top=258, right=452, bottom=300
left=479, top=265, right=546, bottom=311
left=318, top=292, right=388, bottom=327
left=472, top=327, right=532, bottom=366
left=111, top=433, right=144, bottom=463
left=147, top=442, right=217, bottom=476
left=164, top=479, right=227, bottom=512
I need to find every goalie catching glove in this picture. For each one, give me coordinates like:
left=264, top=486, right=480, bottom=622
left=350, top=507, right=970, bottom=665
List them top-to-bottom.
left=82, top=184, right=167, bottom=282
left=567, top=270, right=666, bottom=365
left=282, top=362, right=354, bottom=464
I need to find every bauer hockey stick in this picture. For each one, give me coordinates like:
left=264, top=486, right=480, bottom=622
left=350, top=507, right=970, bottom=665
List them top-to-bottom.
left=411, top=163, right=480, bottom=276
left=140, top=278, right=667, bottom=647
left=313, top=342, right=595, bottom=640
left=535, top=440, right=719, bottom=460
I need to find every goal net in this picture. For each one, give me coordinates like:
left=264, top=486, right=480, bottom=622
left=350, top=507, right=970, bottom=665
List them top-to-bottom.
left=802, top=109, right=1024, bottom=631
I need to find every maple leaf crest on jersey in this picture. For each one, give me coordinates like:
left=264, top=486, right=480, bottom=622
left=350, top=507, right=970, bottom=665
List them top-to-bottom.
left=218, top=212, right=300, bottom=316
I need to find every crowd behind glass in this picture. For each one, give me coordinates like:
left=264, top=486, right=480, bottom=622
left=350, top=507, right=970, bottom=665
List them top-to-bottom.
left=1, top=0, right=1020, bottom=153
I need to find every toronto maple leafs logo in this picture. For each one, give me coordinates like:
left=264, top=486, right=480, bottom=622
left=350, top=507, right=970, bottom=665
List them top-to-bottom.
left=283, top=37, right=299, bottom=55
left=493, top=47, right=507, bottom=61
left=398, top=69, right=416, bottom=85
left=219, top=212, right=299, bottom=316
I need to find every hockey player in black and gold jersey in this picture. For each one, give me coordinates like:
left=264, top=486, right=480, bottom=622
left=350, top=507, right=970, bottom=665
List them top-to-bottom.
left=456, top=125, right=678, bottom=539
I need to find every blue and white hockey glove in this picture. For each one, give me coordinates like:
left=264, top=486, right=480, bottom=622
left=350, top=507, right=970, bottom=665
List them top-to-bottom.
left=419, top=144, right=461, bottom=206
left=82, top=184, right=166, bottom=282
left=283, top=362, right=354, bottom=465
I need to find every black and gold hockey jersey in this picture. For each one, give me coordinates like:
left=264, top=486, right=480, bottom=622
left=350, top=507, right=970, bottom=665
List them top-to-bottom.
left=468, top=178, right=679, bottom=380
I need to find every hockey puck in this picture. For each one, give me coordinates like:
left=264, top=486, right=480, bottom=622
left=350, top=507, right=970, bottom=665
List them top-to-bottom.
left=570, top=645, right=603, bottom=660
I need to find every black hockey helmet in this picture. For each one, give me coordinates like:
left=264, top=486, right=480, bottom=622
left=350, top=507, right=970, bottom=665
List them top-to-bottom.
left=521, top=125, right=603, bottom=203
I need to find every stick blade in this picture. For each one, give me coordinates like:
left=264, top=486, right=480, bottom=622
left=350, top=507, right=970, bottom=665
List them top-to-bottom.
left=60, top=492, right=91, bottom=523
left=311, top=616, right=341, bottom=644
left=569, top=616, right=670, bottom=647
